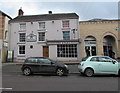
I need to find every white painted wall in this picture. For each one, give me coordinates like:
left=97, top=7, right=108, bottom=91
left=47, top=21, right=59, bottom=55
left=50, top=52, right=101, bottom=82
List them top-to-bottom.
left=9, top=18, right=80, bottom=62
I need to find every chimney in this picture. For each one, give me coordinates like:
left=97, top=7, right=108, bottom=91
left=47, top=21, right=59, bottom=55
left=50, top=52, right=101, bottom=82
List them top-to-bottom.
left=18, top=7, right=24, bottom=16
left=48, top=11, right=52, bottom=14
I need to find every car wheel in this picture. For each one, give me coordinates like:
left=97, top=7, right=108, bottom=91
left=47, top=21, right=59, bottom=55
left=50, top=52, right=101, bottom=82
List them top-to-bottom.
left=23, top=68, right=31, bottom=76
left=56, top=68, right=64, bottom=76
left=85, top=68, right=94, bottom=77
left=118, top=69, right=120, bottom=77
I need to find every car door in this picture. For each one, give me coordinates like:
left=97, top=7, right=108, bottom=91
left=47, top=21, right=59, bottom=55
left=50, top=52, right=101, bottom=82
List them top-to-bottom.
left=89, top=57, right=101, bottom=73
left=98, top=57, right=118, bottom=74
left=27, top=58, right=40, bottom=73
left=39, top=58, right=56, bottom=73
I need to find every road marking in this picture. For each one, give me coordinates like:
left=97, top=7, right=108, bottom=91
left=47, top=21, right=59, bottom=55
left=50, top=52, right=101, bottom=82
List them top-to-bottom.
left=0, top=88, right=12, bottom=90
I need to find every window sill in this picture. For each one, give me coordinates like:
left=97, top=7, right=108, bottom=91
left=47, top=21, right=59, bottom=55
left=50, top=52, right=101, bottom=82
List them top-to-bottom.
left=61, top=28, right=70, bottom=30
left=37, top=29, right=46, bottom=31
left=18, top=30, right=26, bottom=32
left=37, top=41, right=46, bottom=43
left=17, top=42, right=26, bottom=44
left=17, top=55, right=26, bottom=57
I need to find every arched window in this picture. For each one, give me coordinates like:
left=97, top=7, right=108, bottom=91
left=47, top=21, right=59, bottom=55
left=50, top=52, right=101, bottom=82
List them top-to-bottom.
left=84, top=36, right=96, bottom=56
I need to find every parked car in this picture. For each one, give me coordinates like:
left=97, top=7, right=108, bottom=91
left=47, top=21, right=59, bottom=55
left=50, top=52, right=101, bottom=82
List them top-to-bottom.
left=78, top=56, right=120, bottom=77
left=21, top=57, right=69, bottom=76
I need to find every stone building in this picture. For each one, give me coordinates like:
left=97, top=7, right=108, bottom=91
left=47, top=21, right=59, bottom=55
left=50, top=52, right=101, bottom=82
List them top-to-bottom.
left=8, top=9, right=81, bottom=62
left=0, top=11, right=12, bottom=62
left=80, top=19, right=120, bottom=59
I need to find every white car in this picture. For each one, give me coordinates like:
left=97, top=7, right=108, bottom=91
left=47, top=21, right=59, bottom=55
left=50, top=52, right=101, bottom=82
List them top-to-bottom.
left=78, top=56, right=120, bottom=77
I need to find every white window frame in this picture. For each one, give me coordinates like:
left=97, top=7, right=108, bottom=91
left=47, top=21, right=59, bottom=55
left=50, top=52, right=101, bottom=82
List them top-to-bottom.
left=62, top=20, right=69, bottom=28
left=38, top=22, right=45, bottom=30
left=19, top=23, right=26, bottom=31
left=63, top=31, right=70, bottom=40
left=38, top=32, right=45, bottom=42
left=19, top=33, right=26, bottom=42
left=57, top=44, right=77, bottom=58
left=18, top=45, right=25, bottom=55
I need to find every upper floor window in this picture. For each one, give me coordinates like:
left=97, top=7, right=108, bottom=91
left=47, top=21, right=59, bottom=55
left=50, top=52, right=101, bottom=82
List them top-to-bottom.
left=62, top=20, right=69, bottom=28
left=39, top=22, right=45, bottom=29
left=20, top=23, right=26, bottom=31
left=4, top=30, right=8, bottom=40
left=63, top=31, right=70, bottom=40
left=38, top=32, right=45, bottom=41
left=19, top=33, right=26, bottom=42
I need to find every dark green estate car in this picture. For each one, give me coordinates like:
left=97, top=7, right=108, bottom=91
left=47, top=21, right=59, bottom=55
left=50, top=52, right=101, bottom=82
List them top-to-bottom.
left=21, top=57, right=69, bottom=76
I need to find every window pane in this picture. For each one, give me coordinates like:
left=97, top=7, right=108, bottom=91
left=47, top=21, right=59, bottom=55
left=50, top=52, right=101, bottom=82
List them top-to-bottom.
left=62, top=21, right=69, bottom=28
left=39, top=22, right=45, bottom=29
left=20, top=24, right=26, bottom=30
left=63, top=31, right=70, bottom=40
left=38, top=32, right=45, bottom=41
left=19, top=33, right=26, bottom=42
left=57, top=44, right=77, bottom=58
left=19, top=45, right=25, bottom=54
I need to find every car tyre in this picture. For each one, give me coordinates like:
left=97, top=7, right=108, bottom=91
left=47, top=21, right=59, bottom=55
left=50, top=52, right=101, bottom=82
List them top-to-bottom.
left=23, top=68, right=31, bottom=76
left=56, top=68, right=64, bottom=76
left=85, top=68, right=94, bottom=77
left=118, top=69, right=120, bottom=77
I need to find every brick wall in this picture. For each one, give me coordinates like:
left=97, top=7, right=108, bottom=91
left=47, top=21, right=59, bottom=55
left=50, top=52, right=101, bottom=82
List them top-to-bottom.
left=0, top=13, right=5, bottom=40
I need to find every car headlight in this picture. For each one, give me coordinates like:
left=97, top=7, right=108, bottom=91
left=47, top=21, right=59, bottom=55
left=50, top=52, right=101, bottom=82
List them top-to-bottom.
left=64, top=64, right=68, bottom=68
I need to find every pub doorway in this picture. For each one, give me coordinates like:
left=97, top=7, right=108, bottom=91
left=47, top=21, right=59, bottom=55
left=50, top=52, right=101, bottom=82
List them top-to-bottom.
left=43, top=46, right=49, bottom=57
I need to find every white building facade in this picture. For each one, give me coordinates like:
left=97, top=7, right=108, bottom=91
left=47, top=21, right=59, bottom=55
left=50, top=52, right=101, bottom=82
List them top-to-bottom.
left=9, top=10, right=81, bottom=62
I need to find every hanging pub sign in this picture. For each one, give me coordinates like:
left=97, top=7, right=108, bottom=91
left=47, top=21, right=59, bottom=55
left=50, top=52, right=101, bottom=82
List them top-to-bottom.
left=26, top=33, right=37, bottom=42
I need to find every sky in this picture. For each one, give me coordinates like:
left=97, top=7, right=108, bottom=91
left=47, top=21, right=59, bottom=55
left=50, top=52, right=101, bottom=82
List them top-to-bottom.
left=0, top=0, right=119, bottom=21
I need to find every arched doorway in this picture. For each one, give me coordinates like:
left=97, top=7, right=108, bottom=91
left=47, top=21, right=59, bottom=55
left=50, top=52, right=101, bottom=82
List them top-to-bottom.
left=103, top=35, right=116, bottom=58
left=84, top=36, right=96, bottom=57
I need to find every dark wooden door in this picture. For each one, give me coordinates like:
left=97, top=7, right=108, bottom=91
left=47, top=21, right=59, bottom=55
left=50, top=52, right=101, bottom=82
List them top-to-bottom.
left=43, top=46, right=49, bottom=57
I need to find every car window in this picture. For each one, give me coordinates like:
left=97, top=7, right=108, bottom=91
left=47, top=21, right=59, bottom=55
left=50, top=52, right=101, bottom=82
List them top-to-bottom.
left=90, top=57, right=99, bottom=61
left=98, top=57, right=112, bottom=62
left=26, top=58, right=38, bottom=63
left=39, top=58, right=51, bottom=64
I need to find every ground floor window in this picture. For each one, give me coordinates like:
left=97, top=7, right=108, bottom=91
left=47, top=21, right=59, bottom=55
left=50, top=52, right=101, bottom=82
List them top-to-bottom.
left=57, top=44, right=77, bottom=57
left=19, top=45, right=25, bottom=55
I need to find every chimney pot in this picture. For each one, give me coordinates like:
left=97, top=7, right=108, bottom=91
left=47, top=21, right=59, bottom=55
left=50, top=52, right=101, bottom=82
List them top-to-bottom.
left=18, top=8, right=24, bottom=16
left=48, top=11, right=52, bottom=14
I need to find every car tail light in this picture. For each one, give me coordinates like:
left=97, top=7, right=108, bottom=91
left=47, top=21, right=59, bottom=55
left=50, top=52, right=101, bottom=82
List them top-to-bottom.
left=22, top=63, right=25, bottom=66
left=82, top=63, right=84, bottom=66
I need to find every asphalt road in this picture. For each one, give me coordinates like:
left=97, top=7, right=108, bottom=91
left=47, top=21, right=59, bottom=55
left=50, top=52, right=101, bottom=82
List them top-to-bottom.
left=1, top=64, right=120, bottom=92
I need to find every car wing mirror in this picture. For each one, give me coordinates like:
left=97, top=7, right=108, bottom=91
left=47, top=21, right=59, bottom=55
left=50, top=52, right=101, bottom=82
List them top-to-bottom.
left=112, top=60, right=116, bottom=64
left=51, top=62, right=55, bottom=65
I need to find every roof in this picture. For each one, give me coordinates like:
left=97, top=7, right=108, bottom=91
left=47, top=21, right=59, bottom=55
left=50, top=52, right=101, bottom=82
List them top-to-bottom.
left=0, top=10, right=12, bottom=19
left=9, top=13, right=79, bottom=23
left=80, top=18, right=120, bottom=23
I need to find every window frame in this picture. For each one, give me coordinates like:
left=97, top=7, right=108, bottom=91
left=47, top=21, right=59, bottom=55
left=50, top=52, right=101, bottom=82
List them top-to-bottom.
left=62, top=20, right=69, bottom=28
left=38, top=22, right=45, bottom=30
left=19, top=23, right=26, bottom=31
left=63, top=31, right=70, bottom=40
left=38, top=32, right=45, bottom=42
left=19, top=33, right=26, bottom=42
left=57, top=44, right=77, bottom=58
left=18, top=45, right=25, bottom=55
